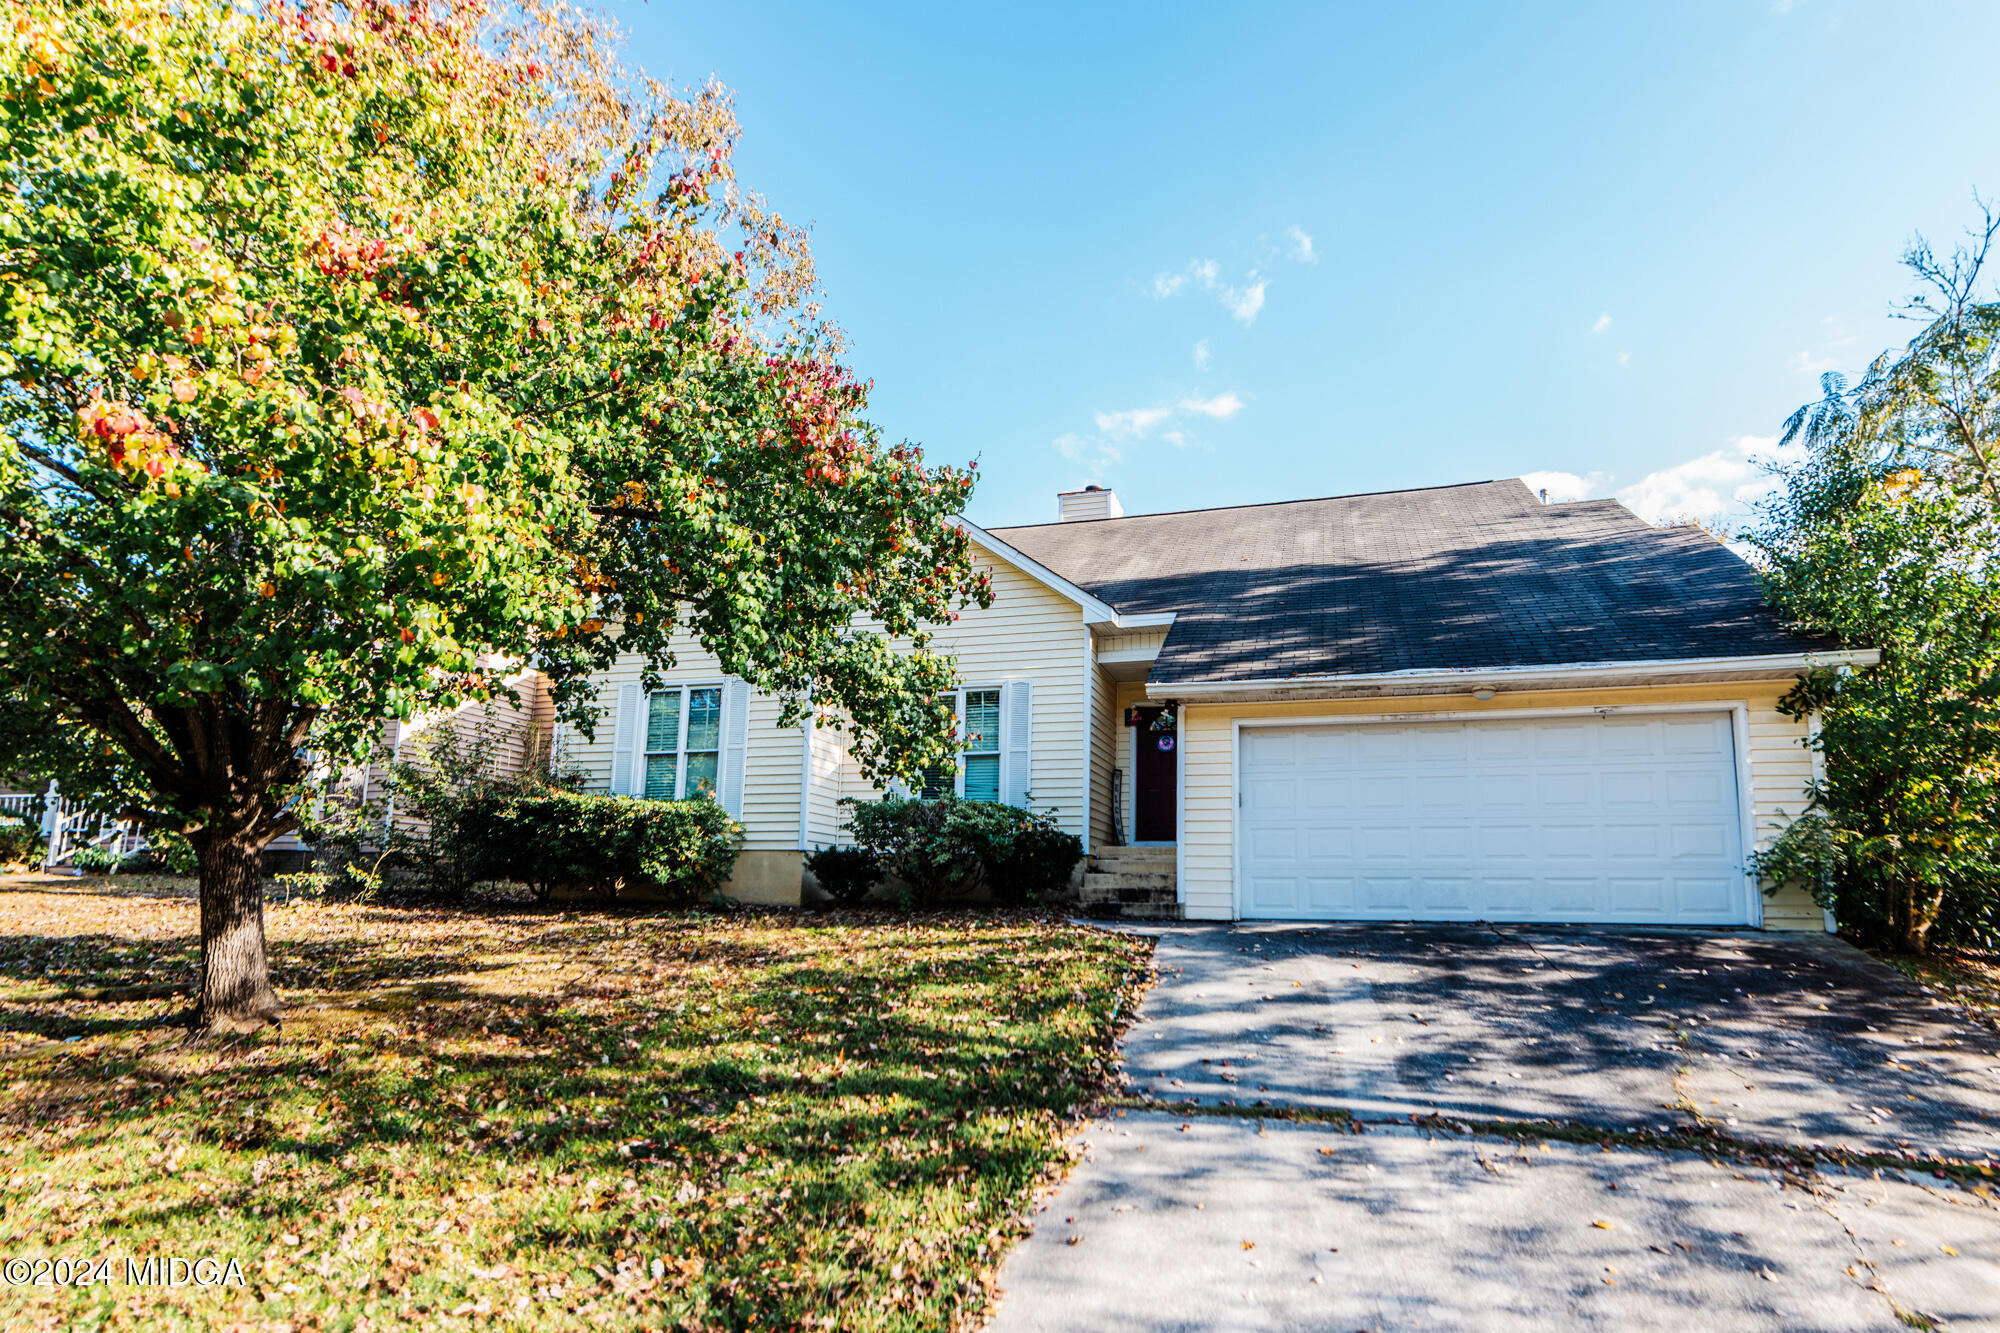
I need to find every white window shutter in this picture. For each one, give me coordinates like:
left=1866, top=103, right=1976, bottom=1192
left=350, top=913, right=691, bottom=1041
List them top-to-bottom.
left=720, top=677, right=752, bottom=817
left=1002, top=679, right=1033, bottom=807
left=609, top=683, right=641, bottom=796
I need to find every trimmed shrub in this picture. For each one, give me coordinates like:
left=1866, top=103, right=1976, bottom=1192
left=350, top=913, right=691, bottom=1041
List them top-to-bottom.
left=458, top=792, right=741, bottom=905
left=844, top=796, right=1083, bottom=909
left=845, top=796, right=984, bottom=908
left=0, top=817, right=41, bottom=868
left=987, top=819, right=1084, bottom=905
left=117, top=828, right=197, bottom=876
left=73, top=844, right=118, bottom=874
left=804, top=845, right=882, bottom=906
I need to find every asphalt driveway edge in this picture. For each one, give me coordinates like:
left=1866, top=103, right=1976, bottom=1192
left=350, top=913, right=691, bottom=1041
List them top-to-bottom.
left=1108, top=1095, right=2000, bottom=1190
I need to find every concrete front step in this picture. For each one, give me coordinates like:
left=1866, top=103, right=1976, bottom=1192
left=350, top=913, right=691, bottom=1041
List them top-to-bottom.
left=1079, top=844, right=1180, bottom=920
left=1090, top=845, right=1176, bottom=861
left=1082, top=871, right=1175, bottom=890
left=1081, top=900, right=1183, bottom=921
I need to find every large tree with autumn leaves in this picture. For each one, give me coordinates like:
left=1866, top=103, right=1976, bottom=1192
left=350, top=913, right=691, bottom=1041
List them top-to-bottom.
left=0, top=0, right=988, bottom=1032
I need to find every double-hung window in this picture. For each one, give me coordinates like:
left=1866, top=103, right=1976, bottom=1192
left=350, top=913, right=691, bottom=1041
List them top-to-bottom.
left=643, top=685, right=723, bottom=800
left=919, top=687, right=1002, bottom=800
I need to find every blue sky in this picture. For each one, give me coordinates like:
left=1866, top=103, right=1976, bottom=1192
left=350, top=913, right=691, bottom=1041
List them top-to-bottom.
left=627, top=1, right=2000, bottom=530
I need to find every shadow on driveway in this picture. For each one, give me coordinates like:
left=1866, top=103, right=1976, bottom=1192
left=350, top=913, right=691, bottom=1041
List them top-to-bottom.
left=1123, top=924, right=2000, bottom=1161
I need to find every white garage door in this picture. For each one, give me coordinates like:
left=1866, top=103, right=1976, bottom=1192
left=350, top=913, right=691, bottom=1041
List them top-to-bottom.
left=1238, top=713, right=1749, bottom=925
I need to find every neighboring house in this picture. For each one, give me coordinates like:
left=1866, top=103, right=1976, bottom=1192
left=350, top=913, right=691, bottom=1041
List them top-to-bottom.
left=558, top=477, right=1875, bottom=930
left=229, top=664, right=555, bottom=870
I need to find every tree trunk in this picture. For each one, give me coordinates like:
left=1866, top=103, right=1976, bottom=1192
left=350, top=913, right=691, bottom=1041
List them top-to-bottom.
left=193, top=829, right=282, bottom=1033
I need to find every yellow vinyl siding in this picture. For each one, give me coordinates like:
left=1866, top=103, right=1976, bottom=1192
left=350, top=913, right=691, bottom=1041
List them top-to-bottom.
left=570, top=538, right=1094, bottom=846
left=820, top=546, right=1091, bottom=837
left=937, top=554, right=1088, bottom=835
left=560, top=633, right=802, bottom=852
left=1088, top=661, right=1117, bottom=847
left=1173, top=681, right=1824, bottom=930
left=741, top=691, right=805, bottom=853
left=1747, top=697, right=1822, bottom=930
left=805, top=719, right=847, bottom=848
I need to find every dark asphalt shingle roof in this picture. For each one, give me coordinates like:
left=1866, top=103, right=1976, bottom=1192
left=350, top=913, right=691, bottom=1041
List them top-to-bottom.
left=987, top=479, right=1825, bottom=684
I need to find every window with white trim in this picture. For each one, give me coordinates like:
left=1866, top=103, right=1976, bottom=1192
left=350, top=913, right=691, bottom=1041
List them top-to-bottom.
left=643, top=685, right=723, bottom=800
left=919, top=687, right=1002, bottom=800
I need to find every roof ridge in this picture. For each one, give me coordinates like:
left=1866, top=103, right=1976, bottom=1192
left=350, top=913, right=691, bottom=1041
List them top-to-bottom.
left=985, top=478, right=1516, bottom=531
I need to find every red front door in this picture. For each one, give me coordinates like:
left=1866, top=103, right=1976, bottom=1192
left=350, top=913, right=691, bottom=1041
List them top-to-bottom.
left=1133, top=707, right=1178, bottom=842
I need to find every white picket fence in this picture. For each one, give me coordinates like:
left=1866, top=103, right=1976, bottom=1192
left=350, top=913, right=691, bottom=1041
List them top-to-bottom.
left=3, top=782, right=143, bottom=871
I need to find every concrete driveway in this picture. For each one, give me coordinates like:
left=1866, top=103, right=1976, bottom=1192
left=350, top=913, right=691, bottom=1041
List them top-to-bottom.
left=987, top=925, right=2000, bottom=1332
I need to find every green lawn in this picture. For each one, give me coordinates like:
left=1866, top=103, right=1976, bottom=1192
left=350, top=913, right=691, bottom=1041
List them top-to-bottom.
left=0, top=876, right=1151, bottom=1331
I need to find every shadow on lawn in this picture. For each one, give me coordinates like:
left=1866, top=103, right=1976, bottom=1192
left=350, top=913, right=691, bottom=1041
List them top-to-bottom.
left=1, top=910, right=1140, bottom=1330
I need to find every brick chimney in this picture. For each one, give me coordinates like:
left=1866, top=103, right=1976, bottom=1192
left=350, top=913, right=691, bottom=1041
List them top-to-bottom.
left=1057, top=485, right=1122, bottom=522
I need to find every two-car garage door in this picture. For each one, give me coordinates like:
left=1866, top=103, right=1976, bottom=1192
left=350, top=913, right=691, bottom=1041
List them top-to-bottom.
left=1238, top=713, right=1750, bottom=925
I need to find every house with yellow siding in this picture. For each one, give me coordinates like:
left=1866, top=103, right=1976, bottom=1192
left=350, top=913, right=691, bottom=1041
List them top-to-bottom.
left=556, top=477, right=1874, bottom=931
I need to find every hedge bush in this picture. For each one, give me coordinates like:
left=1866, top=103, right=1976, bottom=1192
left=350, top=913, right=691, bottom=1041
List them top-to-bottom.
left=458, top=792, right=741, bottom=904
left=843, top=796, right=1082, bottom=909
left=0, top=816, right=40, bottom=867
left=989, top=819, right=1085, bottom=905
left=118, top=828, right=197, bottom=876
left=73, top=844, right=118, bottom=874
left=804, top=845, right=882, bottom=906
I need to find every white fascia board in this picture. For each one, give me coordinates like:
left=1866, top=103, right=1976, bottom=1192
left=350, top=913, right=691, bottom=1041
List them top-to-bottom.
left=955, top=519, right=1123, bottom=625
left=1155, top=648, right=1882, bottom=699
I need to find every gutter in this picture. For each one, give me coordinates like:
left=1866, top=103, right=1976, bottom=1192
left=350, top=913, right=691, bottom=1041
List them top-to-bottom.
left=1153, top=649, right=1882, bottom=700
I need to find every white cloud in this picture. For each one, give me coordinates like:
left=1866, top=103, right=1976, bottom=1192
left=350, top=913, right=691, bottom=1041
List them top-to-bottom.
left=1284, top=225, right=1316, bottom=264
left=1151, top=257, right=1270, bottom=322
left=1223, top=278, right=1267, bottom=323
left=1592, top=313, right=1613, bottom=335
left=1193, top=339, right=1210, bottom=371
left=1792, top=350, right=1836, bottom=374
left=1618, top=351, right=1631, bottom=366
left=1058, top=385, right=1245, bottom=477
left=1181, top=391, right=1244, bottom=419
left=1093, top=406, right=1172, bottom=438
left=1053, top=432, right=1122, bottom=474
left=1614, top=434, right=1790, bottom=528
left=1526, top=436, right=1809, bottom=538
left=1518, top=470, right=1613, bottom=503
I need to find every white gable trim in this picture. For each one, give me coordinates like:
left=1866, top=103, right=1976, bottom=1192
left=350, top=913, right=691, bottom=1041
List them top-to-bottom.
left=957, top=520, right=1123, bottom=625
